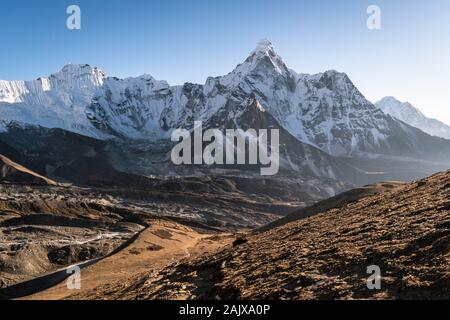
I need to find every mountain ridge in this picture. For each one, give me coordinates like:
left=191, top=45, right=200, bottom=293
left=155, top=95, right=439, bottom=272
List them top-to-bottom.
left=1, top=40, right=450, bottom=184
left=375, top=96, right=450, bottom=140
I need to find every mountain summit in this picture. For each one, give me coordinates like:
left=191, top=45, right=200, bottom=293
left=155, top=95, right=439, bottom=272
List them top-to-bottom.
left=219, top=39, right=291, bottom=88
left=251, top=39, right=275, bottom=54
left=375, top=96, right=450, bottom=139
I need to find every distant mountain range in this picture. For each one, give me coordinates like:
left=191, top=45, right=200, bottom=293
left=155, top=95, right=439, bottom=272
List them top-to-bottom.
left=0, top=40, right=449, bottom=189
left=375, top=96, right=450, bottom=140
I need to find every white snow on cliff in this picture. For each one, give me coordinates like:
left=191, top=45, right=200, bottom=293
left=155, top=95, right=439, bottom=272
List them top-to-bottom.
left=0, top=41, right=436, bottom=159
left=376, top=97, right=450, bottom=140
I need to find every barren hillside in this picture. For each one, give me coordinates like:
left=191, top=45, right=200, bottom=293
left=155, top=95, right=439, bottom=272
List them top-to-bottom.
left=72, top=171, right=450, bottom=300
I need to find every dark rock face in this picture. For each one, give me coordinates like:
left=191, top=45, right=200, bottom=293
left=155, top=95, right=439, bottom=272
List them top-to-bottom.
left=47, top=244, right=114, bottom=265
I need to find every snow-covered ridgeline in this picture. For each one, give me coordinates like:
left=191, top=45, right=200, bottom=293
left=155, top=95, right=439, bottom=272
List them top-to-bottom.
left=0, top=40, right=429, bottom=158
left=375, top=97, right=450, bottom=139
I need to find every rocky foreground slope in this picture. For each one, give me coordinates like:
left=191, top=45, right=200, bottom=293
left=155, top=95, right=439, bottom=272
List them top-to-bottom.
left=73, top=171, right=450, bottom=300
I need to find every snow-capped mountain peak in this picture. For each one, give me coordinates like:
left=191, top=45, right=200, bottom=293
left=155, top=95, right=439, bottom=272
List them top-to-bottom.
left=220, top=39, right=290, bottom=87
left=246, top=39, right=288, bottom=73
left=250, top=39, right=276, bottom=56
left=2, top=40, right=450, bottom=165
left=58, top=63, right=103, bottom=75
left=0, top=64, right=110, bottom=138
left=0, top=64, right=106, bottom=104
left=52, top=64, right=107, bottom=87
left=375, top=96, right=450, bottom=139
left=376, top=96, right=424, bottom=118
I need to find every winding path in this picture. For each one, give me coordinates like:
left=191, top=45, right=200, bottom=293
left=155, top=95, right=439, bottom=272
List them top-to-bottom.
left=13, top=221, right=231, bottom=300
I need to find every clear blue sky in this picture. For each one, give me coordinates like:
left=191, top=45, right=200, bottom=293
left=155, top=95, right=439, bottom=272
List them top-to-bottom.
left=1, top=0, right=450, bottom=123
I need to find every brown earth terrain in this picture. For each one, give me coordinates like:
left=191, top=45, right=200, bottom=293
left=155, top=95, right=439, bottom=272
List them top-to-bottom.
left=1, top=151, right=448, bottom=300
left=0, top=161, right=301, bottom=296
left=70, top=171, right=450, bottom=300
left=260, top=181, right=405, bottom=231
left=23, top=221, right=234, bottom=300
